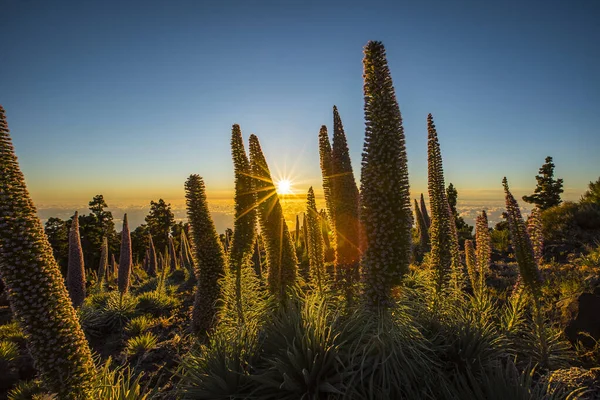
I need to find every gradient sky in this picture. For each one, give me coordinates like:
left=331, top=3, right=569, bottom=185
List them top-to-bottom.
left=2, top=0, right=599, bottom=209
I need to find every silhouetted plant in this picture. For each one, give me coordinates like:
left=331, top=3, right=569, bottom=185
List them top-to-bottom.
left=360, top=41, right=413, bottom=308
left=0, top=105, right=96, bottom=398
left=330, top=106, right=360, bottom=288
left=427, top=114, right=461, bottom=300
left=228, top=124, right=259, bottom=323
left=318, top=125, right=335, bottom=226
left=249, top=134, right=297, bottom=300
left=522, top=156, right=564, bottom=210
left=185, top=174, right=226, bottom=336
left=503, top=177, right=548, bottom=366
left=306, top=187, right=326, bottom=291
left=420, top=193, right=431, bottom=229
left=415, top=198, right=430, bottom=251
left=527, top=207, right=544, bottom=264
left=475, top=210, right=492, bottom=291
left=68, top=211, right=86, bottom=307
left=118, top=214, right=133, bottom=296
left=147, top=234, right=157, bottom=277
left=97, top=236, right=108, bottom=288
left=168, top=236, right=178, bottom=272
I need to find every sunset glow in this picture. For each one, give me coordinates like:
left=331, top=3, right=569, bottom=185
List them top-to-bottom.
left=276, top=179, right=292, bottom=195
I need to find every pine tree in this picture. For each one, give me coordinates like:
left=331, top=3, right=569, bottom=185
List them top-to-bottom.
left=360, top=41, right=413, bottom=308
left=0, top=105, right=95, bottom=398
left=331, top=105, right=360, bottom=286
left=427, top=114, right=461, bottom=298
left=228, top=124, right=258, bottom=322
left=318, top=125, right=335, bottom=225
left=249, top=134, right=297, bottom=299
left=522, top=156, right=564, bottom=210
left=185, top=174, right=226, bottom=336
left=306, top=187, right=326, bottom=291
left=420, top=193, right=431, bottom=229
left=414, top=199, right=430, bottom=250
left=67, top=211, right=86, bottom=307
left=118, top=214, right=132, bottom=296
left=98, top=236, right=108, bottom=287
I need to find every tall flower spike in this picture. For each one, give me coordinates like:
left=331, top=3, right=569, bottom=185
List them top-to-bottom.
left=360, top=41, right=413, bottom=308
left=0, top=105, right=95, bottom=398
left=331, top=105, right=360, bottom=287
left=427, top=114, right=460, bottom=297
left=229, top=124, right=258, bottom=321
left=319, top=125, right=335, bottom=226
left=249, top=134, right=297, bottom=299
left=185, top=174, right=226, bottom=336
left=502, top=178, right=542, bottom=293
left=306, top=187, right=326, bottom=291
left=420, top=193, right=431, bottom=229
left=414, top=199, right=430, bottom=250
left=527, top=207, right=544, bottom=265
left=475, top=210, right=491, bottom=288
left=67, top=211, right=86, bottom=307
left=118, top=214, right=132, bottom=295
left=147, top=234, right=157, bottom=277
left=98, top=236, right=108, bottom=287
left=168, top=236, right=178, bottom=271
left=464, top=239, right=478, bottom=293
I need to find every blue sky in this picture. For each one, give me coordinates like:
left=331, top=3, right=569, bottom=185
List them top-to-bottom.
left=1, top=0, right=598, bottom=207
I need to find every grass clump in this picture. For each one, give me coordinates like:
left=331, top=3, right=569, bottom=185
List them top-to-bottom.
left=126, top=332, right=159, bottom=357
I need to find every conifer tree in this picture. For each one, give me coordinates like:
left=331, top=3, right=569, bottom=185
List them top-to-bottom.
left=360, top=41, right=413, bottom=308
left=0, top=105, right=95, bottom=398
left=331, top=105, right=360, bottom=285
left=427, top=114, right=461, bottom=297
left=229, top=124, right=258, bottom=322
left=319, top=125, right=335, bottom=224
left=249, top=134, right=297, bottom=299
left=522, top=156, right=564, bottom=210
left=185, top=174, right=226, bottom=335
left=306, top=187, right=326, bottom=291
left=420, top=193, right=431, bottom=229
left=414, top=199, right=430, bottom=250
left=527, top=207, right=544, bottom=265
left=475, top=210, right=491, bottom=287
left=67, top=211, right=86, bottom=307
left=118, top=214, right=132, bottom=295
left=147, top=234, right=157, bottom=277
left=98, top=236, right=108, bottom=287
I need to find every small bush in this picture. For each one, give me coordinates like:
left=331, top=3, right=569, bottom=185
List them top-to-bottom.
left=136, top=290, right=179, bottom=317
left=80, top=292, right=138, bottom=336
left=125, top=315, right=158, bottom=336
left=0, top=322, right=26, bottom=343
left=126, top=332, right=159, bottom=357
left=0, top=339, right=19, bottom=364
left=93, top=357, right=151, bottom=399
left=7, top=380, right=55, bottom=400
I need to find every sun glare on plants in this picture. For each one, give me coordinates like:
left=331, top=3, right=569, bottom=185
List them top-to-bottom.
left=276, top=179, right=293, bottom=195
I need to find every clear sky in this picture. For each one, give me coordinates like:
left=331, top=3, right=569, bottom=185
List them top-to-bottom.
left=2, top=0, right=599, bottom=208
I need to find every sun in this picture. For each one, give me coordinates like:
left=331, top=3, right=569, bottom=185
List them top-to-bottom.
left=276, top=179, right=293, bottom=195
